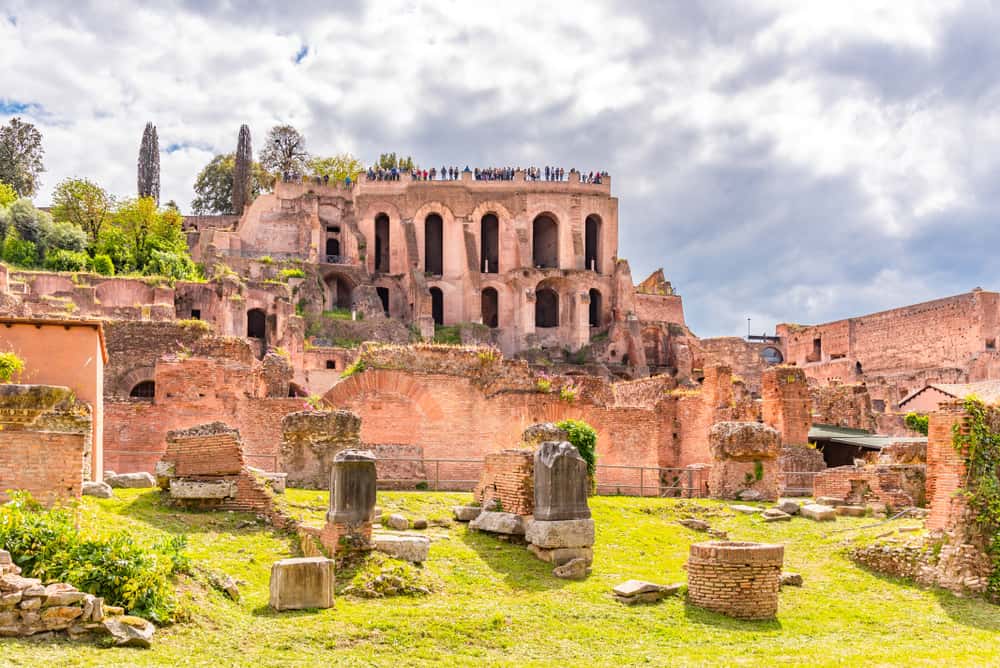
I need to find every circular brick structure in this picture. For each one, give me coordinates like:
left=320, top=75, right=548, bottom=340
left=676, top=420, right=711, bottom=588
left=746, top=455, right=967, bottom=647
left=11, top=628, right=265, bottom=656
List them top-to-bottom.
left=686, top=541, right=784, bottom=620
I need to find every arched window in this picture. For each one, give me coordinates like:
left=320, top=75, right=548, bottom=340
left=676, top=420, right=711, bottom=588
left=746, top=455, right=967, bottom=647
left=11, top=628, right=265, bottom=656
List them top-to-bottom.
left=375, top=213, right=390, bottom=272
left=425, top=213, right=443, bottom=275
left=481, top=213, right=499, bottom=273
left=532, top=214, right=559, bottom=268
left=585, top=215, right=601, bottom=272
left=325, top=237, right=341, bottom=260
left=377, top=286, right=390, bottom=315
left=429, top=287, right=444, bottom=325
left=482, top=287, right=499, bottom=328
left=536, top=288, right=559, bottom=328
left=589, top=288, right=602, bottom=327
left=247, top=308, right=266, bottom=339
left=761, top=347, right=783, bottom=365
left=130, top=380, right=155, bottom=400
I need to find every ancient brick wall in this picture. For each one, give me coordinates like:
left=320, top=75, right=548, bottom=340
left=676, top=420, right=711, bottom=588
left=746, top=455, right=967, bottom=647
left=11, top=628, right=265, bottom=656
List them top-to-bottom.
left=634, top=293, right=685, bottom=325
left=103, top=320, right=212, bottom=398
left=698, top=337, right=774, bottom=395
left=762, top=367, right=811, bottom=446
left=810, top=384, right=877, bottom=432
left=925, top=409, right=967, bottom=531
left=280, top=410, right=362, bottom=489
left=707, top=422, right=782, bottom=501
left=165, top=428, right=245, bottom=477
left=778, top=445, right=826, bottom=496
left=474, top=450, right=534, bottom=515
left=812, top=465, right=926, bottom=508
left=686, top=542, right=784, bottom=620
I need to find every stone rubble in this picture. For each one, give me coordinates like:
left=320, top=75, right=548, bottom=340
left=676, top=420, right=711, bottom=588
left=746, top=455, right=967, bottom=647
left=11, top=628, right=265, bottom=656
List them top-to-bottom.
left=105, top=472, right=157, bottom=489
left=81, top=481, right=113, bottom=498
left=800, top=504, right=837, bottom=521
left=452, top=506, right=482, bottom=522
left=469, top=511, right=527, bottom=535
left=386, top=514, right=409, bottom=531
left=552, top=557, right=589, bottom=580
left=612, top=580, right=683, bottom=605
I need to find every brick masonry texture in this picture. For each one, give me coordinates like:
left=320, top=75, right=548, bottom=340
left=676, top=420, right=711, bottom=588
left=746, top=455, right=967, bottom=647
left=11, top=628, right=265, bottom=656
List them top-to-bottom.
left=761, top=367, right=811, bottom=446
left=474, top=450, right=534, bottom=515
left=813, top=464, right=926, bottom=508
left=686, top=542, right=784, bottom=620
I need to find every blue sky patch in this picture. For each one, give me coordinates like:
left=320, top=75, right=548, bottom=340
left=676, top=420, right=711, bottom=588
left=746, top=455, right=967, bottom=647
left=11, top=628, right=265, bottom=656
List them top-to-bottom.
left=294, top=45, right=308, bottom=64
left=0, top=100, right=39, bottom=115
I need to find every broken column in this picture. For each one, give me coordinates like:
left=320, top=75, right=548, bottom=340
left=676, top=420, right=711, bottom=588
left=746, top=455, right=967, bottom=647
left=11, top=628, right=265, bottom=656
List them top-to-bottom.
left=708, top=421, right=782, bottom=502
left=525, top=441, right=595, bottom=567
left=322, top=448, right=376, bottom=553
left=686, top=541, right=784, bottom=620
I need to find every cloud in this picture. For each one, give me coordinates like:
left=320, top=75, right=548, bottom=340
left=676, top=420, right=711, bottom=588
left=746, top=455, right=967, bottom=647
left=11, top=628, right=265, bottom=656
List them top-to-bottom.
left=2, top=0, right=999, bottom=337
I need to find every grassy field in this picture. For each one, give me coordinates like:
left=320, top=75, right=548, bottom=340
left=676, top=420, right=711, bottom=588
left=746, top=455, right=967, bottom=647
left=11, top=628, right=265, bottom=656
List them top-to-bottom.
left=1, top=489, right=998, bottom=667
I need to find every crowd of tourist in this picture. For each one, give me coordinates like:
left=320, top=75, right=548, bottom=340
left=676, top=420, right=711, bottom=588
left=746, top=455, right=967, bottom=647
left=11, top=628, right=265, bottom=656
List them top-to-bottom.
left=366, top=165, right=609, bottom=183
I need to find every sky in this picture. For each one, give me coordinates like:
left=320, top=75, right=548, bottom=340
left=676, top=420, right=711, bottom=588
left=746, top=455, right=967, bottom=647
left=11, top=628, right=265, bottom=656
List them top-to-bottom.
left=2, top=0, right=1000, bottom=338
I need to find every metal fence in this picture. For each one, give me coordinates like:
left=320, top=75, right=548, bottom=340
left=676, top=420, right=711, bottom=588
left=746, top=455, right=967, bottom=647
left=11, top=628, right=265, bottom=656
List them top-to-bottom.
left=373, top=457, right=705, bottom=498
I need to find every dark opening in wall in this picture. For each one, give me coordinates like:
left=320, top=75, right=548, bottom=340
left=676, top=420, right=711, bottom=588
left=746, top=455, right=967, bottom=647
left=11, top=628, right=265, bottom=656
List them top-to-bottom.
left=375, top=213, right=390, bottom=272
left=425, top=213, right=443, bottom=275
left=481, top=213, right=499, bottom=273
left=532, top=214, right=559, bottom=268
left=585, top=214, right=601, bottom=272
left=325, top=237, right=341, bottom=258
left=327, top=274, right=354, bottom=309
left=377, top=286, right=390, bottom=315
left=430, top=287, right=444, bottom=325
left=482, top=287, right=499, bottom=328
left=536, top=288, right=559, bottom=327
left=588, top=288, right=602, bottom=327
left=247, top=308, right=266, bottom=339
left=190, top=309, right=201, bottom=320
left=812, top=337, right=822, bottom=360
left=326, top=360, right=337, bottom=369
left=130, top=380, right=155, bottom=400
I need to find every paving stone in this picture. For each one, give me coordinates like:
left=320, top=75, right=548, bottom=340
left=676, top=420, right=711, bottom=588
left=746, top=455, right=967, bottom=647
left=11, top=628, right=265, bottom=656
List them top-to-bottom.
left=730, top=504, right=762, bottom=514
left=801, top=504, right=837, bottom=521
left=762, top=508, right=792, bottom=522
left=374, top=534, right=431, bottom=563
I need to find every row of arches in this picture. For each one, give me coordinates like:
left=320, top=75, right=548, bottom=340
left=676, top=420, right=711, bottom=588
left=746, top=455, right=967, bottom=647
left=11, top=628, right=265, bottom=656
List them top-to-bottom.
left=370, top=211, right=603, bottom=275
left=427, top=284, right=604, bottom=330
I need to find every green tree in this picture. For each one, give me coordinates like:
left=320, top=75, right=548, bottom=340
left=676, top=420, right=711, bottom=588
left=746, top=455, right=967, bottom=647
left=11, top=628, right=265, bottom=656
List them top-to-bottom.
left=0, top=118, right=45, bottom=197
left=233, top=124, right=253, bottom=214
left=259, top=125, right=308, bottom=176
left=377, top=152, right=416, bottom=171
left=192, top=153, right=273, bottom=214
left=307, top=153, right=364, bottom=182
left=51, top=178, right=113, bottom=247
left=0, top=181, right=16, bottom=207
left=99, top=197, right=196, bottom=277
left=7, top=198, right=49, bottom=244
left=39, top=218, right=88, bottom=255
left=2, top=228, right=38, bottom=267
left=44, top=249, right=89, bottom=272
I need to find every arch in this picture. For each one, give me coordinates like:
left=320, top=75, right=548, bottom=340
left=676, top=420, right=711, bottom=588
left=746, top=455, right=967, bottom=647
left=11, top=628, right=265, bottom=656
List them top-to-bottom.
left=373, top=213, right=390, bottom=272
left=424, top=213, right=443, bottom=275
left=480, top=213, right=499, bottom=273
left=532, top=214, right=559, bottom=268
left=585, top=214, right=602, bottom=272
left=325, top=237, right=341, bottom=258
left=324, top=273, right=354, bottom=310
left=376, top=286, right=390, bottom=315
left=429, top=286, right=444, bottom=325
left=482, top=287, right=499, bottom=328
left=536, top=287, right=559, bottom=328
left=589, top=288, right=602, bottom=327
left=247, top=308, right=266, bottom=339
left=761, top=347, right=783, bottom=365
left=322, top=369, right=444, bottom=423
left=130, top=380, right=155, bottom=400
left=287, top=382, right=307, bottom=398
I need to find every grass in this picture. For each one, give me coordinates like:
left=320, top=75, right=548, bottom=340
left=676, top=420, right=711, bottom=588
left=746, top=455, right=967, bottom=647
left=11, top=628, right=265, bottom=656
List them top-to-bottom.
left=1, top=490, right=998, bottom=666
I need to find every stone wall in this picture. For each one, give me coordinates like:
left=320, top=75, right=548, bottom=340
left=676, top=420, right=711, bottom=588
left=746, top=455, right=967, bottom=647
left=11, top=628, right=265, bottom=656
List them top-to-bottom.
left=103, top=320, right=212, bottom=399
left=761, top=367, right=811, bottom=446
left=810, top=383, right=878, bottom=432
left=0, top=385, right=92, bottom=503
left=280, top=410, right=362, bottom=489
left=707, top=422, right=781, bottom=501
left=778, top=445, right=826, bottom=496
left=474, top=450, right=534, bottom=515
left=813, top=464, right=926, bottom=508
left=686, top=542, right=784, bottom=620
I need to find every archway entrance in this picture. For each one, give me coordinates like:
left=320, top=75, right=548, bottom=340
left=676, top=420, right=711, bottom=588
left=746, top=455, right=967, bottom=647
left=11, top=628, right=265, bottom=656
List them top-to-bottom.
left=375, top=213, right=390, bottom=272
left=481, top=213, right=499, bottom=273
left=425, top=214, right=443, bottom=275
left=532, top=214, right=558, bottom=268
left=585, top=215, right=601, bottom=272
left=325, top=237, right=341, bottom=260
left=377, top=286, right=390, bottom=315
left=430, top=287, right=444, bottom=325
left=482, top=287, right=499, bottom=328
left=535, top=288, right=559, bottom=328
left=247, top=308, right=266, bottom=339
left=130, top=380, right=155, bottom=400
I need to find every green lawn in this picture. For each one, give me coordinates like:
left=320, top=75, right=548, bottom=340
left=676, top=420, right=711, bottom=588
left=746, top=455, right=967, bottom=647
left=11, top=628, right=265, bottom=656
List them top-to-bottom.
left=0, top=490, right=997, bottom=667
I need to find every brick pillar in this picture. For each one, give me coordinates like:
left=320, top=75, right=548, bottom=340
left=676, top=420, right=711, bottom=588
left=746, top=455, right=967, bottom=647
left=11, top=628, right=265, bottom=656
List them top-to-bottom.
left=762, top=367, right=811, bottom=446
left=926, top=406, right=967, bottom=532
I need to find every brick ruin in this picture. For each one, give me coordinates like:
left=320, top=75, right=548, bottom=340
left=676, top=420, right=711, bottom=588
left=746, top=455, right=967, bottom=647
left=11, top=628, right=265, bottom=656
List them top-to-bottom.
left=280, top=410, right=362, bottom=489
left=707, top=422, right=781, bottom=501
left=686, top=541, right=784, bottom=620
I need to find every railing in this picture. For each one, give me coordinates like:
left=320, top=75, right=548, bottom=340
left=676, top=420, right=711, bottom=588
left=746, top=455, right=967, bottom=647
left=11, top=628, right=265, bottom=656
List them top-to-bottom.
left=219, top=249, right=307, bottom=261
left=323, top=255, right=351, bottom=265
left=372, top=458, right=705, bottom=497
left=781, top=470, right=820, bottom=497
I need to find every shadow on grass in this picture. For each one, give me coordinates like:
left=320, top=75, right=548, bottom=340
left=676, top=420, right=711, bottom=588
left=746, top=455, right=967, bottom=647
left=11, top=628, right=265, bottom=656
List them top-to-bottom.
left=459, top=527, right=570, bottom=592
left=682, top=601, right=783, bottom=630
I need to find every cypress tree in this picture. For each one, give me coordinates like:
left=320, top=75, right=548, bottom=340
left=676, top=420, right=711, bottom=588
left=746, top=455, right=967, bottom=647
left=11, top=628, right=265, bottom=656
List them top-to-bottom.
left=137, top=122, right=160, bottom=204
left=232, top=124, right=252, bottom=215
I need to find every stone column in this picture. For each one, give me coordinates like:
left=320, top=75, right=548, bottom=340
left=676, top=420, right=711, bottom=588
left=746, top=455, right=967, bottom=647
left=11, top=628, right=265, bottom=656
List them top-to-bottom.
left=525, top=441, right=595, bottom=568
left=323, top=449, right=376, bottom=552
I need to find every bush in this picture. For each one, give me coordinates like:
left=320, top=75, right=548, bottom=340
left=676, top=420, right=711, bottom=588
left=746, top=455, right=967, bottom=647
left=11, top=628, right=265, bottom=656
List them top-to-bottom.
left=40, top=219, right=87, bottom=254
left=2, top=228, right=37, bottom=267
left=44, top=249, right=89, bottom=272
left=146, top=249, right=198, bottom=280
left=90, top=253, right=115, bottom=276
left=279, top=267, right=305, bottom=280
left=433, top=325, right=461, bottom=345
left=0, top=351, right=24, bottom=382
left=340, top=357, right=367, bottom=378
left=904, top=412, right=929, bottom=436
left=556, top=419, right=598, bottom=479
left=0, top=492, right=188, bottom=622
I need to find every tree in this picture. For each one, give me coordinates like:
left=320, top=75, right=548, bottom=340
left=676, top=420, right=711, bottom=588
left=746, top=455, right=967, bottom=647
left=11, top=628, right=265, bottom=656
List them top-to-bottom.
left=0, top=118, right=45, bottom=197
left=137, top=122, right=160, bottom=204
left=233, top=124, right=252, bottom=214
left=259, top=125, right=308, bottom=176
left=377, top=152, right=416, bottom=171
left=192, top=153, right=273, bottom=214
left=307, top=153, right=364, bottom=182
left=51, top=178, right=113, bottom=247
left=0, top=181, right=16, bottom=207
left=99, top=197, right=196, bottom=278
left=7, top=198, right=47, bottom=244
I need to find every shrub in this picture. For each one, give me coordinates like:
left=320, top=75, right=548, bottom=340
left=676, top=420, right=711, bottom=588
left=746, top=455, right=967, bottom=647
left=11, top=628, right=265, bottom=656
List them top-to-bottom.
left=2, top=228, right=37, bottom=267
left=44, top=249, right=89, bottom=272
left=146, top=249, right=197, bottom=280
left=90, top=253, right=115, bottom=276
left=260, top=255, right=273, bottom=264
left=279, top=267, right=305, bottom=280
left=433, top=325, right=461, bottom=345
left=0, top=351, right=24, bottom=382
left=340, top=357, right=367, bottom=378
left=536, top=377, right=552, bottom=393
left=559, top=384, right=578, bottom=403
left=304, top=394, right=325, bottom=410
left=904, top=412, right=929, bottom=436
left=556, top=419, right=598, bottom=479
left=0, top=492, right=187, bottom=622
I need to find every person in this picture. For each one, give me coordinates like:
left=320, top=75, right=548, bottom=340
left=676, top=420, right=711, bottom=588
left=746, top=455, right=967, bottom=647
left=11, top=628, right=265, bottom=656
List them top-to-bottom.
left=345, top=175, right=351, bottom=187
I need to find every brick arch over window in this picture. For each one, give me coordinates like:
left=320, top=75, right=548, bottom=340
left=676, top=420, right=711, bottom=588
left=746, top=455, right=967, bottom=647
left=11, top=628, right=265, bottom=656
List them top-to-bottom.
left=116, top=365, right=157, bottom=399
left=322, top=369, right=444, bottom=423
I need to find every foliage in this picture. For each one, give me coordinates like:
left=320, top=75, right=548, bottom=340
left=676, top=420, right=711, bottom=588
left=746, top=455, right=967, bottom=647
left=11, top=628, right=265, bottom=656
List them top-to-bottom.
left=0, top=117, right=45, bottom=196
left=137, top=122, right=160, bottom=203
left=232, top=124, right=253, bottom=214
left=259, top=124, right=308, bottom=175
left=191, top=152, right=273, bottom=214
left=377, top=152, right=416, bottom=171
left=307, top=153, right=364, bottom=182
left=51, top=177, right=113, bottom=245
left=0, top=181, right=16, bottom=207
left=8, top=197, right=48, bottom=244
left=98, top=197, right=197, bottom=277
left=41, top=218, right=88, bottom=255
left=2, top=227, right=37, bottom=267
left=44, top=249, right=89, bottom=272
left=146, top=249, right=199, bottom=280
left=90, top=253, right=115, bottom=276
left=279, top=267, right=305, bottom=280
left=433, top=325, right=461, bottom=345
left=477, top=347, right=500, bottom=365
left=0, top=351, right=25, bottom=382
left=340, top=357, right=367, bottom=378
left=536, top=377, right=552, bottom=393
left=559, top=384, right=578, bottom=403
left=304, top=394, right=325, bottom=410
left=952, top=397, right=1000, bottom=597
left=905, top=412, right=930, bottom=436
left=556, top=419, right=598, bottom=478
left=753, top=459, right=764, bottom=481
left=0, top=491, right=186, bottom=621
left=343, top=553, right=431, bottom=598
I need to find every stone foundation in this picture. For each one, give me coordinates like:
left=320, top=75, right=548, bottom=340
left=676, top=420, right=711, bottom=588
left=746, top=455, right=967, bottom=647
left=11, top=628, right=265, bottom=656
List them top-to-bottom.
left=778, top=445, right=826, bottom=496
left=813, top=464, right=926, bottom=508
left=686, top=541, right=784, bottom=620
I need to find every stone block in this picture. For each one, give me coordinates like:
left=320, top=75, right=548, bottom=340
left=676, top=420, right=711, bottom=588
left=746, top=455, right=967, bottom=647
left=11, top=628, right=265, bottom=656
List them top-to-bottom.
left=709, top=422, right=781, bottom=461
left=521, top=423, right=568, bottom=448
left=533, top=441, right=591, bottom=521
left=154, top=460, right=175, bottom=489
left=106, top=472, right=156, bottom=489
left=169, top=479, right=237, bottom=499
left=82, top=481, right=113, bottom=499
left=816, top=496, right=844, bottom=507
left=777, top=500, right=801, bottom=515
left=801, top=504, right=837, bottom=521
left=837, top=505, right=867, bottom=517
left=453, top=506, right=482, bottom=522
left=762, top=508, right=792, bottom=522
left=469, top=511, right=526, bottom=535
left=386, top=514, right=409, bottom=530
left=525, top=519, right=595, bottom=549
left=374, top=535, right=430, bottom=563
left=527, top=544, right=593, bottom=566
left=268, top=557, right=335, bottom=611
left=552, top=557, right=589, bottom=580
left=612, top=580, right=683, bottom=604
left=43, top=583, right=85, bottom=607
left=41, top=605, right=83, bottom=630
left=104, top=615, right=155, bottom=648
